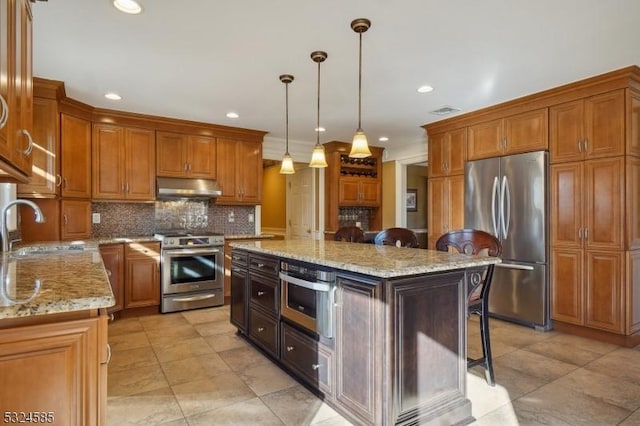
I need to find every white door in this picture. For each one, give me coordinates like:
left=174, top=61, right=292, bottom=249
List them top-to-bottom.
left=287, top=165, right=314, bottom=240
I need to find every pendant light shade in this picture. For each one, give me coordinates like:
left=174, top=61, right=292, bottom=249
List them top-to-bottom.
left=349, top=18, right=372, bottom=159
left=309, top=51, right=328, bottom=168
left=279, top=74, right=296, bottom=174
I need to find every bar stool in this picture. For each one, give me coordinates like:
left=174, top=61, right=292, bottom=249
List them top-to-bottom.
left=334, top=226, right=365, bottom=243
left=374, top=228, right=419, bottom=248
left=435, top=228, right=502, bottom=386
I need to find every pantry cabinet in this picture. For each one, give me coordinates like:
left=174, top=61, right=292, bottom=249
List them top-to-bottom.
left=467, top=108, right=548, bottom=160
left=92, top=123, right=155, bottom=201
left=156, top=131, right=216, bottom=179
left=216, top=138, right=262, bottom=204
left=427, top=175, right=464, bottom=249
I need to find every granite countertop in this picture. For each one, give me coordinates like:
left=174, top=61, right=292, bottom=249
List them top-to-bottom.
left=224, top=234, right=275, bottom=240
left=229, top=239, right=500, bottom=278
left=0, top=243, right=115, bottom=320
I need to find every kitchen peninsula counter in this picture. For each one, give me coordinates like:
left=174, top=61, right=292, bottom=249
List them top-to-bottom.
left=230, top=239, right=500, bottom=425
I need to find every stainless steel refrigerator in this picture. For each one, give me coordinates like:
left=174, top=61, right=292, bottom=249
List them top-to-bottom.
left=464, top=150, right=551, bottom=330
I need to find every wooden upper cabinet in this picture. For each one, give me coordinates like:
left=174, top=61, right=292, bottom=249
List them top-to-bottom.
left=550, top=90, right=625, bottom=163
left=18, top=96, right=60, bottom=197
left=467, top=108, right=548, bottom=160
left=60, top=113, right=91, bottom=198
left=93, top=123, right=155, bottom=201
left=428, top=128, right=466, bottom=177
left=156, top=131, right=216, bottom=179
left=216, top=138, right=262, bottom=204
left=338, top=178, right=380, bottom=206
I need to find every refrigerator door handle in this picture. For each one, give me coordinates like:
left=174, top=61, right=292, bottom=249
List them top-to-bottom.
left=499, top=175, right=508, bottom=239
left=491, top=176, right=499, bottom=236
left=504, top=176, right=511, bottom=238
left=495, top=263, right=535, bottom=271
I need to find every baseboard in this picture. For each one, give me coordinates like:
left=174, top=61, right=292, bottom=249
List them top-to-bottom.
left=553, top=321, right=640, bottom=348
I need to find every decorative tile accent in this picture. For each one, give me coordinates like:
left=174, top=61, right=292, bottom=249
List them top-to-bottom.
left=338, top=207, right=373, bottom=230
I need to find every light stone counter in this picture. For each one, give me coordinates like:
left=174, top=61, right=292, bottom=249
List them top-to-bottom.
left=230, top=239, right=500, bottom=278
left=0, top=245, right=114, bottom=320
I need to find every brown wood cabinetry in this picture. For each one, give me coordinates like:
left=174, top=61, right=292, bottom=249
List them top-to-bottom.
left=0, top=0, right=34, bottom=182
left=467, top=108, right=548, bottom=160
left=61, top=113, right=92, bottom=198
left=92, top=123, right=155, bottom=201
left=428, top=128, right=467, bottom=177
left=156, top=131, right=217, bottom=179
left=216, top=138, right=262, bottom=204
left=427, top=175, right=464, bottom=249
left=338, top=177, right=379, bottom=206
left=19, top=198, right=91, bottom=242
left=124, top=242, right=160, bottom=309
left=100, top=243, right=125, bottom=315
left=230, top=251, right=248, bottom=332
left=247, top=253, right=279, bottom=358
left=0, top=311, right=109, bottom=426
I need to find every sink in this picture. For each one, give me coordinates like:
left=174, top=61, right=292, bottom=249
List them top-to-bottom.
left=10, top=244, right=95, bottom=257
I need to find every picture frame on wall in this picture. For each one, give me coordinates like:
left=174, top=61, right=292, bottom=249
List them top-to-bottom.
left=406, top=188, right=417, bottom=212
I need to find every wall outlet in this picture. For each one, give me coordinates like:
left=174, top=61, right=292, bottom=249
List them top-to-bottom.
left=228, top=211, right=235, bottom=223
left=92, top=213, right=101, bottom=224
left=248, top=213, right=254, bottom=223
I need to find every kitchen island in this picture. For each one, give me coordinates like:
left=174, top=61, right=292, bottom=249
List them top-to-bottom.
left=229, top=239, right=500, bottom=426
left=0, top=243, right=114, bottom=425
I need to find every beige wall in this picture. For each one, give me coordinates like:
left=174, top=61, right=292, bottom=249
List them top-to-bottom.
left=381, top=161, right=396, bottom=229
left=261, top=165, right=286, bottom=231
left=406, top=165, right=428, bottom=229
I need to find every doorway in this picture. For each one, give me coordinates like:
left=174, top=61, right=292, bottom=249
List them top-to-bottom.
left=286, top=164, right=315, bottom=240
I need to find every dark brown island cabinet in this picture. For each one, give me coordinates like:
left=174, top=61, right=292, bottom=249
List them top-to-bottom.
left=229, top=240, right=499, bottom=425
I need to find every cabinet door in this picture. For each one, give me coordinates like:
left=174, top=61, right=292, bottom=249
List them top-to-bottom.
left=0, top=0, right=12, bottom=162
left=11, top=0, right=32, bottom=176
left=584, top=90, right=625, bottom=159
left=18, top=97, right=59, bottom=196
left=550, top=99, right=584, bottom=163
left=504, top=108, right=548, bottom=155
left=60, top=114, right=91, bottom=198
left=467, top=118, right=503, bottom=160
left=92, top=123, right=124, bottom=200
left=125, top=127, right=155, bottom=200
left=447, top=128, right=467, bottom=175
left=156, top=131, right=187, bottom=177
left=428, top=133, right=447, bottom=177
left=187, top=135, right=216, bottom=179
left=216, top=138, right=239, bottom=202
left=238, top=141, right=262, bottom=203
left=585, top=157, right=624, bottom=250
left=550, top=163, right=583, bottom=248
left=448, top=175, right=464, bottom=231
left=427, top=177, right=447, bottom=249
left=338, top=178, right=361, bottom=205
left=359, top=181, right=380, bottom=205
left=61, top=199, right=91, bottom=240
left=100, top=243, right=125, bottom=314
left=125, top=243, right=160, bottom=308
left=551, top=248, right=584, bottom=325
left=585, top=250, right=624, bottom=333
left=230, top=264, right=248, bottom=332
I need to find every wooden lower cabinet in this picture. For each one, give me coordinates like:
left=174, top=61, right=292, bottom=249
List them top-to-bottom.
left=124, top=242, right=160, bottom=309
left=100, top=244, right=125, bottom=314
left=0, top=311, right=109, bottom=426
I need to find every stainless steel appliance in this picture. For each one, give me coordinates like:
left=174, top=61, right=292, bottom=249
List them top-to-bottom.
left=464, top=150, right=550, bottom=330
left=155, top=231, right=224, bottom=313
left=279, top=260, right=336, bottom=338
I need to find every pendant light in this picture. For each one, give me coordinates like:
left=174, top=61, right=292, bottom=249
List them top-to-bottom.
left=349, top=18, right=372, bottom=158
left=309, top=51, right=329, bottom=168
left=279, top=74, right=295, bottom=174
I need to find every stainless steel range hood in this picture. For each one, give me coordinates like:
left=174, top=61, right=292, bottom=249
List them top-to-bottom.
left=156, top=177, right=222, bottom=199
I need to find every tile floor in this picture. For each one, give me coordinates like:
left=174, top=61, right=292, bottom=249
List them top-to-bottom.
left=107, top=306, right=640, bottom=425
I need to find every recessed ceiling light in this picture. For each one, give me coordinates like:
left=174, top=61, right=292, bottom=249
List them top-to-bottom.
left=113, top=0, right=142, bottom=14
left=417, top=85, right=434, bottom=93
left=104, top=92, right=122, bottom=100
left=226, top=112, right=239, bottom=119
left=315, top=127, right=326, bottom=132
left=378, top=136, right=389, bottom=142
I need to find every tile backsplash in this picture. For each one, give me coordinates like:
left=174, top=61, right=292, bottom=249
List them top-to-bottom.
left=91, top=201, right=256, bottom=237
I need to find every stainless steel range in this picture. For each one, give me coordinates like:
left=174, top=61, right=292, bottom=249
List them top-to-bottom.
left=155, top=231, right=225, bottom=313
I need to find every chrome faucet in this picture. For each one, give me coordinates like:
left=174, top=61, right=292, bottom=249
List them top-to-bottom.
left=1, top=199, right=45, bottom=252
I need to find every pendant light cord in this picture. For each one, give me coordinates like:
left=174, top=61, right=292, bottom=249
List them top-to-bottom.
left=357, top=31, right=363, bottom=130
left=316, top=60, right=321, bottom=146
left=285, top=81, right=289, bottom=154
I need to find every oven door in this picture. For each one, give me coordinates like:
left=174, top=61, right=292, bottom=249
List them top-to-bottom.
left=161, top=247, right=223, bottom=295
left=280, top=272, right=335, bottom=338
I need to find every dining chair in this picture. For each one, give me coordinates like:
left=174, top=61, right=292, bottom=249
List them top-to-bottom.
left=333, top=226, right=365, bottom=243
left=373, top=228, right=419, bottom=248
left=435, top=228, right=502, bottom=386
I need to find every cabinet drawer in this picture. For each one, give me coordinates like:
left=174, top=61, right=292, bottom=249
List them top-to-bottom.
left=125, top=241, right=161, bottom=258
left=231, top=250, right=248, bottom=266
left=249, top=254, right=279, bottom=277
left=249, top=274, right=279, bottom=315
left=249, top=308, right=278, bottom=358
left=281, top=322, right=333, bottom=396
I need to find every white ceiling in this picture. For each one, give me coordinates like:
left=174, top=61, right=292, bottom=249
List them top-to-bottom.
left=32, top=0, right=640, bottom=155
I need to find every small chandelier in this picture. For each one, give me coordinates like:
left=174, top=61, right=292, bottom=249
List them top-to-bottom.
left=349, top=18, right=372, bottom=159
left=309, top=51, right=328, bottom=168
left=279, top=74, right=295, bottom=174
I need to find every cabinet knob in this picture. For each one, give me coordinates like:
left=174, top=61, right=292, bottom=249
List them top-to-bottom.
left=0, top=94, right=8, bottom=129
left=19, top=129, right=35, bottom=156
left=584, top=138, right=589, bottom=152
left=577, top=139, right=583, bottom=153
left=55, top=174, right=62, bottom=187
left=257, top=263, right=265, bottom=268
left=106, top=269, right=112, bottom=277
left=257, top=291, right=265, bottom=296
left=257, top=327, right=264, bottom=333
left=105, top=344, right=112, bottom=365
left=286, top=345, right=295, bottom=352
left=311, top=364, right=320, bottom=370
